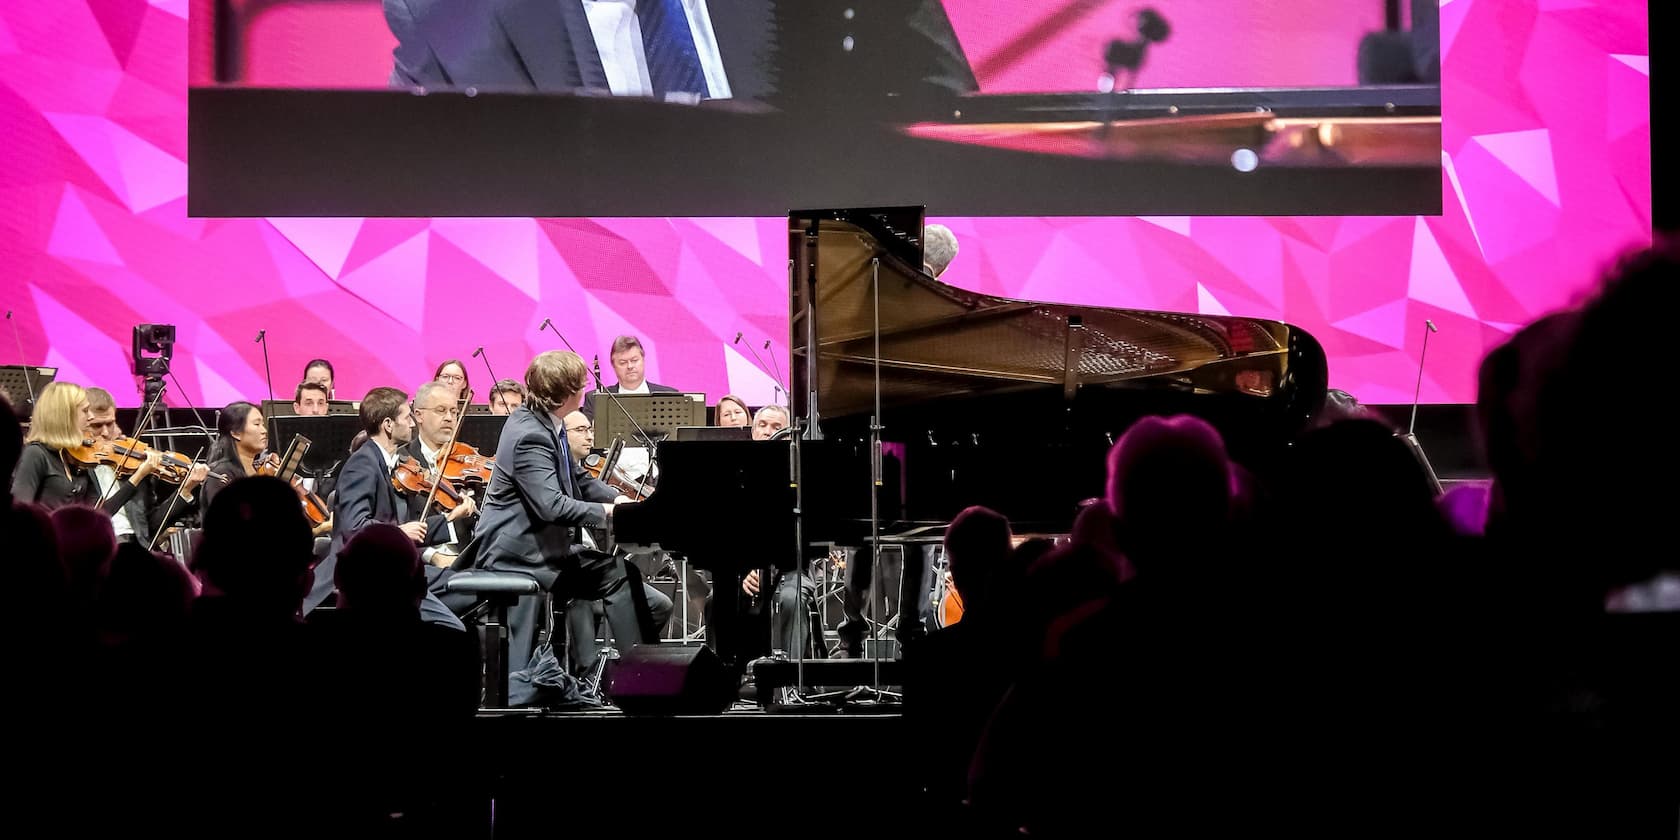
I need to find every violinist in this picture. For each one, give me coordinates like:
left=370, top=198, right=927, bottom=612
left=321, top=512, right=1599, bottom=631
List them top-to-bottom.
left=403, top=380, right=478, bottom=570
left=12, top=382, right=160, bottom=513
left=313, top=386, right=469, bottom=629
left=84, top=387, right=210, bottom=545
left=202, top=401, right=268, bottom=509
left=722, top=405, right=820, bottom=660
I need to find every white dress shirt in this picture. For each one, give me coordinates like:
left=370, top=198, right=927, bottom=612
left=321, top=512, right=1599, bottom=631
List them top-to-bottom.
left=581, top=0, right=733, bottom=100
left=415, top=438, right=460, bottom=560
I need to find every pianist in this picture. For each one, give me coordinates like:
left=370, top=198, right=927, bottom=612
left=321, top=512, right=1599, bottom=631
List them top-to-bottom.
left=381, top=0, right=976, bottom=110
left=474, top=350, right=659, bottom=706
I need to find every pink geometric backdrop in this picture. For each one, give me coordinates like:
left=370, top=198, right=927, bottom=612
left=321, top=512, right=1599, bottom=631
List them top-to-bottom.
left=0, top=1, right=1653, bottom=408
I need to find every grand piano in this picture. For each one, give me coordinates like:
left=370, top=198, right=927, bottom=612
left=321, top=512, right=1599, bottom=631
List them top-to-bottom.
left=615, top=206, right=1327, bottom=572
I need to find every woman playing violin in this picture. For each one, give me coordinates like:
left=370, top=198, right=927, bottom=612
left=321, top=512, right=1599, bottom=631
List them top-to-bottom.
left=11, top=382, right=168, bottom=514
left=203, top=401, right=268, bottom=508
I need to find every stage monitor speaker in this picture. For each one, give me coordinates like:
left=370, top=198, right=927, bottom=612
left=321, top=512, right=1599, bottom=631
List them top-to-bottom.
left=607, top=643, right=734, bottom=716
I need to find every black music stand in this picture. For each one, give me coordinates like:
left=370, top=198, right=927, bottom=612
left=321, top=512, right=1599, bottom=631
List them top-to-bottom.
left=0, top=365, right=56, bottom=419
left=590, top=392, right=707, bottom=446
left=455, top=413, right=509, bottom=454
left=266, top=415, right=361, bottom=478
left=673, top=425, right=751, bottom=442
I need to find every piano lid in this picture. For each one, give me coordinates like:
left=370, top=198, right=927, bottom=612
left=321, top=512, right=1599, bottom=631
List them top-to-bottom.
left=788, top=211, right=1327, bottom=431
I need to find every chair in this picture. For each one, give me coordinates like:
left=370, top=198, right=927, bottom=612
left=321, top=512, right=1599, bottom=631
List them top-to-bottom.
left=446, top=570, right=540, bottom=708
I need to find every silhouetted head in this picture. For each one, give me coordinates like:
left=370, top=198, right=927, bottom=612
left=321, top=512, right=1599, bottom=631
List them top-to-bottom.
left=1105, top=415, right=1232, bottom=569
left=1287, top=419, right=1444, bottom=548
left=194, top=476, right=314, bottom=616
left=52, top=505, right=118, bottom=613
left=945, top=505, right=1012, bottom=615
left=333, top=523, right=425, bottom=616
left=97, top=542, right=196, bottom=648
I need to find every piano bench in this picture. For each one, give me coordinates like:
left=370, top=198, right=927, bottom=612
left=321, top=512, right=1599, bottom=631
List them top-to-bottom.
left=447, top=571, right=541, bottom=708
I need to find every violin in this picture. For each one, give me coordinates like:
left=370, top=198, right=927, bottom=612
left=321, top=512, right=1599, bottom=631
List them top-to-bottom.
left=64, top=437, right=222, bottom=486
left=435, top=441, right=495, bottom=485
left=255, top=452, right=331, bottom=528
left=581, top=452, right=653, bottom=501
left=392, top=456, right=464, bottom=512
left=938, top=572, right=965, bottom=628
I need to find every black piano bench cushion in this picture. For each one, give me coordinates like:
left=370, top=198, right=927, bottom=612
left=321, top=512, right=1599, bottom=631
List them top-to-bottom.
left=446, top=571, right=540, bottom=596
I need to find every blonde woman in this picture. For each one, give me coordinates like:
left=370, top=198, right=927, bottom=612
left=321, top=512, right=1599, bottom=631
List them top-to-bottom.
left=11, top=382, right=159, bottom=511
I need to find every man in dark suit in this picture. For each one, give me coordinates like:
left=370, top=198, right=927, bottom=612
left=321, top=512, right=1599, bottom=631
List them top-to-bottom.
left=382, top=0, right=975, bottom=109
left=475, top=350, right=667, bottom=705
left=313, top=386, right=475, bottom=629
left=83, top=387, right=210, bottom=548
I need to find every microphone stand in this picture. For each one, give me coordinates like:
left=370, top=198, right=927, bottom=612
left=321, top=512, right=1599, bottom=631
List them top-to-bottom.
left=5, top=311, right=37, bottom=410
left=539, top=319, right=659, bottom=494
left=1404, top=319, right=1444, bottom=495
left=255, top=329, right=273, bottom=402
left=736, top=333, right=789, bottom=407
left=473, top=346, right=503, bottom=411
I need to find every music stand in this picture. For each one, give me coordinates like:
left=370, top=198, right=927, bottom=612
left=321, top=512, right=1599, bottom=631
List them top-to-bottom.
left=0, top=365, right=57, bottom=418
left=590, top=392, right=707, bottom=446
left=464, top=402, right=493, bottom=415
left=455, top=413, right=508, bottom=454
left=265, top=415, right=361, bottom=477
left=673, top=425, right=751, bottom=442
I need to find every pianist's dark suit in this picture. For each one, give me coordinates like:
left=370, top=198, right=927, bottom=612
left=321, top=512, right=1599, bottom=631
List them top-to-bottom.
left=382, top=0, right=975, bottom=109
left=475, top=404, right=654, bottom=705
left=312, top=437, right=463, bottom=629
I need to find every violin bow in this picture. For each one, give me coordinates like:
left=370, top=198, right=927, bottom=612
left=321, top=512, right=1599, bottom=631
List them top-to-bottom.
left=148, top=443, right=208, bottom=552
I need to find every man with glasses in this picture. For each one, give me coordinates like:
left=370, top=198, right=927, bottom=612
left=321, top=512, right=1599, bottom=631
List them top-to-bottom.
left=404, top=380, right=480, bottom=613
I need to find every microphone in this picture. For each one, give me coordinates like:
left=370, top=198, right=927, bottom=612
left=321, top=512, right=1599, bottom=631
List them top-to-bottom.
left=5, top=310, right=37, bottom=407
left=539, top=317, right=552, bottom=334
left=1426, top=319, right=1438, bottom=333
left=254, top=326, right=274, bottom=402
left=736, top=332, right=790, bottom=406
left=474, top=346, right=504, bottom=410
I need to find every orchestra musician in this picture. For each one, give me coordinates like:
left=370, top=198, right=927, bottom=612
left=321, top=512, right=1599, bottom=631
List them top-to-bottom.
left=583, top=335, right=676, bottom=481
left=474, top=350, right=665, bottom=705
left=303, top=359, right=337, bottom=399
left=433, top=359, right=474, bottom=407
left=488, top=379, right=526, bottom=415
left=401, top=380, right=480, bottom=611
left=11, top=381, right=161, bottom=513
left=291, top=381, right=330, bottom=416
left=316, top=386, right=472, bottom=628
left=84, top=387, right=210, bottom=546
left=715, top=394, right=750, bottom=428
left=203, top=401, right=268, bottom=509
left=734, top=405, right=818, bottom=658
